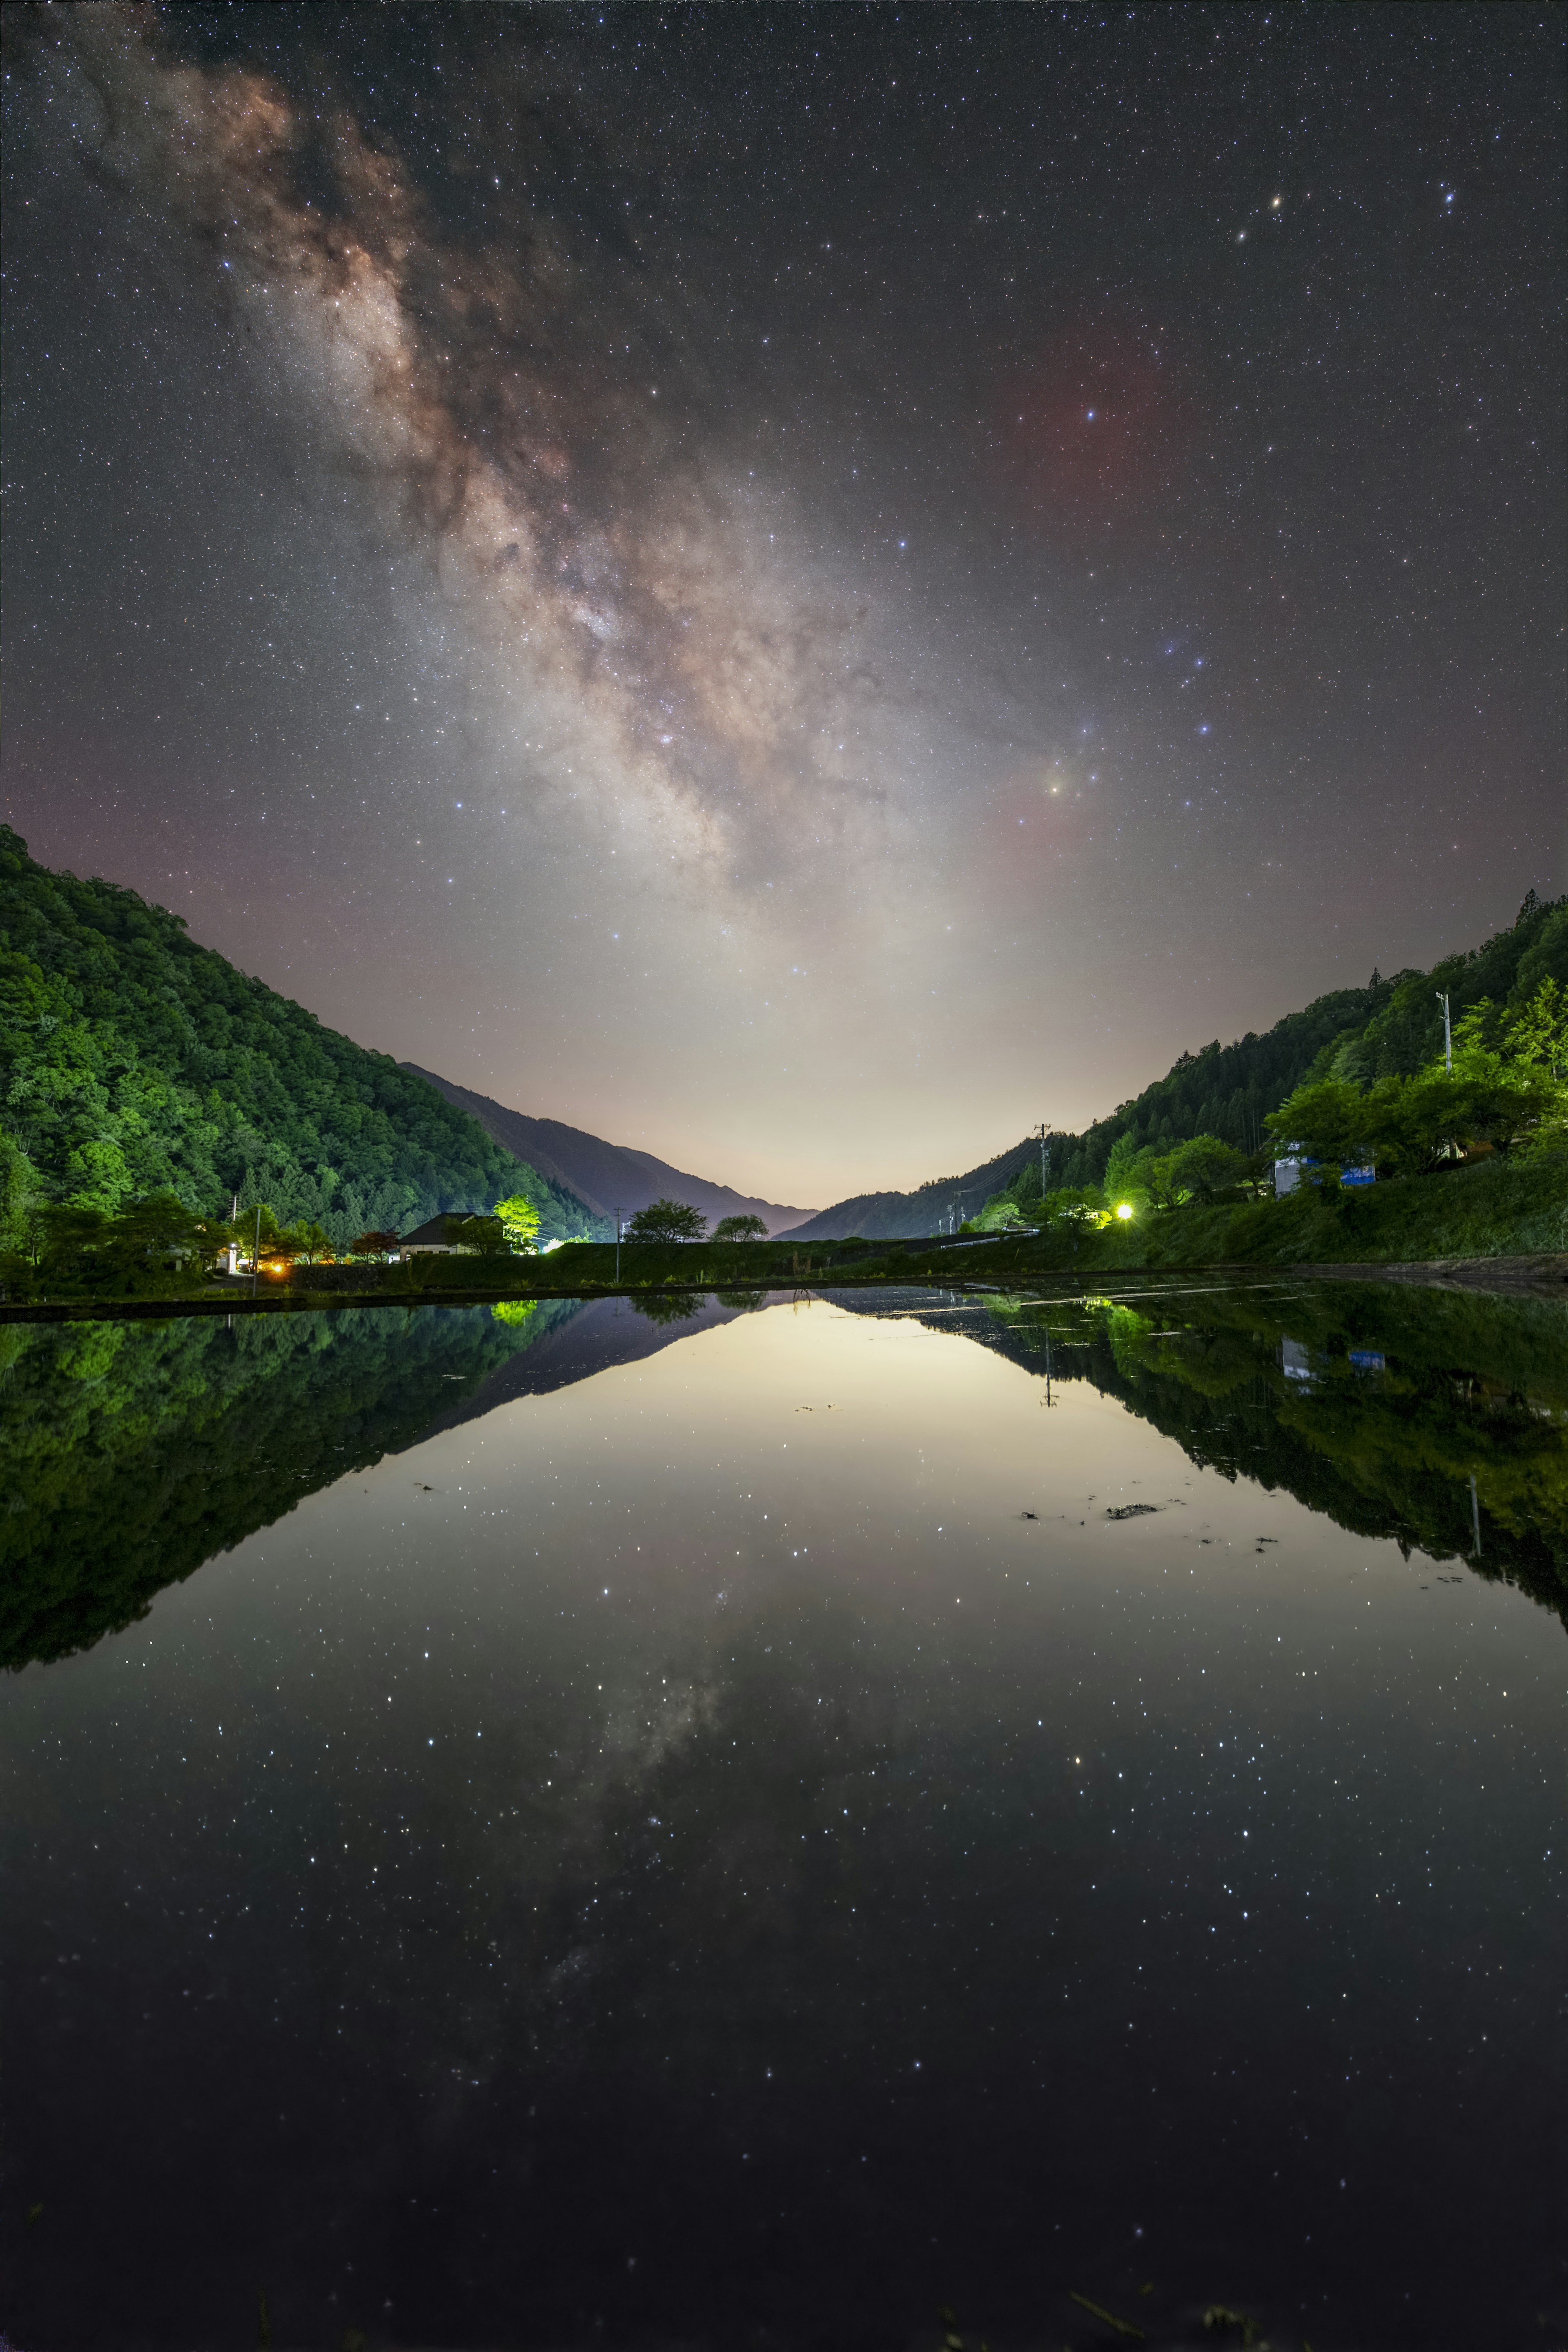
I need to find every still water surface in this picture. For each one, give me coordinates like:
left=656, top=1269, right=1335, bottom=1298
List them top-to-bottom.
left=1, top=1282, right=1564, bottom=2351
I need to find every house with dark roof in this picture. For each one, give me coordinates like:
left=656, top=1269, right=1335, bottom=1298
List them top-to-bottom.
left=399, top=1212, right=488, bottom=1254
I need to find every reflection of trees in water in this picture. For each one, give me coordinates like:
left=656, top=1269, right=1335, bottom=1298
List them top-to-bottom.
left=962, top=1286, right=1568, bottom=1633
left=629, top=1290, right=704, bottom=1326
left=0, top=1300, right=575, bottom=1673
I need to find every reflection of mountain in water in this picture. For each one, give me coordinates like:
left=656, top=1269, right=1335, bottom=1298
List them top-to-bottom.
left=7, top=1280, right=1564, bottom=1675
left=832, top=1282, right=1568, bottom=1634
left=415, top=1292, right=747, bottom=1443
left=0, top=1294, right=740, bottom=1674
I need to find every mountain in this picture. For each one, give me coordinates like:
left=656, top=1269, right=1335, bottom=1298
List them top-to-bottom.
left=0, top=828, right=594, bottom=1246
left=788, top=891, right=1568, bottom=1240
left=401, top=1065, right=813, bottom=1236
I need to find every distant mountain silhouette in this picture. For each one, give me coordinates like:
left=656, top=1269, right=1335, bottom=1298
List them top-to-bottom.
left=400, top=1065, right=813, bottom=1235
left=784, top=1138, right=1040, bottom=1241
left=408, top=1292, right=759, bottom=1445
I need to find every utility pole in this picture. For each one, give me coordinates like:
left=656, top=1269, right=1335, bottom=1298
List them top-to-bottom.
left=1437, top=991, right=1452, bottom=1073
left=1038, top=1121, right=1050, bottom=1193
left=252, top=1203, right=261, bottom=1298
left=614, top=1207, right=622, bottom=1286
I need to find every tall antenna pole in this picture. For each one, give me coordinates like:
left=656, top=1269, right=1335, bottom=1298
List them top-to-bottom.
left=1437, top=991, right=1452, bottom=1073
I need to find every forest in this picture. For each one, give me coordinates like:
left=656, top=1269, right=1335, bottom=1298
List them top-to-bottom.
left=0, top=828, right=595, bottom=1254
left=977, top=889, right=1568, bottom=1230
left=789, top=890, right=1568, bottom=1240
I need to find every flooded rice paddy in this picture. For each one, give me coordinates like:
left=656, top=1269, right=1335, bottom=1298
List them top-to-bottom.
left=0, top=1280, right=1563, bottom=2351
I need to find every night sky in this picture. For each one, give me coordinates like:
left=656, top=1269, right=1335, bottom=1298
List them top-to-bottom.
left=4, top=3, right=1562, bottom=1206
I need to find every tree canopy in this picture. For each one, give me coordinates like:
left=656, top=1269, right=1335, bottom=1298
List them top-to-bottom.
left=1267, top=978, right=1567, bottom=1176
left=494, top=1193, right=543, bottom=1253
left=626, top=1198, right=707, bottom=1243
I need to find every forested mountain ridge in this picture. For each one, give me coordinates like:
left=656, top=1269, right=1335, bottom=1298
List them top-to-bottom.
left=0, top=828, right=594, bottom=1246
left=790, top=891, right=1568, bottom=1239
left=403, top=1063, right=812, bottom=1234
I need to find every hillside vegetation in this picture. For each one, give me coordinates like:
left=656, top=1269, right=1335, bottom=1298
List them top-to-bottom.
left=0, top=828, right=592, bottom=1250
left=791, top=891, right=1568, bottom=1239
left=950, top=1147, right=1568, bottom=1275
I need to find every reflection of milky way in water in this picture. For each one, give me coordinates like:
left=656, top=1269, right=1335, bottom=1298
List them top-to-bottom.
left=0, top=1290, right=1563, bottom=2346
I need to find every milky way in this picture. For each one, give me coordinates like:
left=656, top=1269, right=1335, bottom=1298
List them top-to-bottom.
left=4, top=4, right=1561, bottom=1200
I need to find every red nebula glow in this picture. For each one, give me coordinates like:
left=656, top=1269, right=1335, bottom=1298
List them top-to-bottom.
left=993, top=327, right=1177, bottom=530
left=973, top=770, right=1097, bottom=902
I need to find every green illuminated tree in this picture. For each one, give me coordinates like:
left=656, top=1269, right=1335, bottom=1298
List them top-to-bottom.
left=494, top=1192, right=543, bottom=1253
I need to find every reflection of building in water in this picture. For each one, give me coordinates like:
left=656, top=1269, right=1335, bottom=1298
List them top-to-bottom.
left=1281, top=1337, right=1314, bottom=1383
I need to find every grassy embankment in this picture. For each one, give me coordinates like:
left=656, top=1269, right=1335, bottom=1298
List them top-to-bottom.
left=973, top=1145, right=1568, bottom=1276
left=4, top=1148, right=1562, bottom=1319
